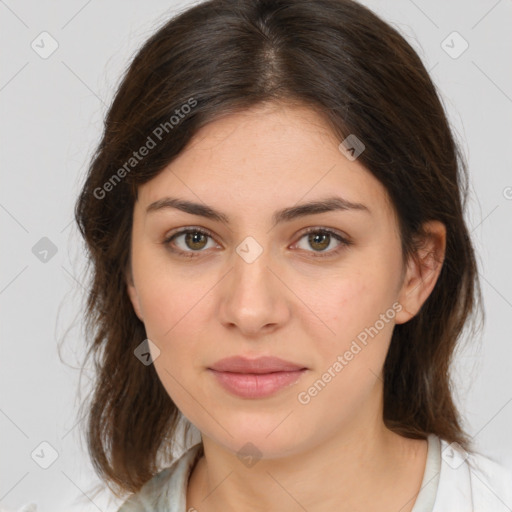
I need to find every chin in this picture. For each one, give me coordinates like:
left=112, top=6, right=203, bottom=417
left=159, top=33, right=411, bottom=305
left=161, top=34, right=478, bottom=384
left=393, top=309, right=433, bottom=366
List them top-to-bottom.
left=202, top=419, right=313, bottom=462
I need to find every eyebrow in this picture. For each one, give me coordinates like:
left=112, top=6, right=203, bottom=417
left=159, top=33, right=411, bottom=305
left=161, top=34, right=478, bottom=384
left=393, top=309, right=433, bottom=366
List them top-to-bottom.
left=146, top=195, right=371, bottom=225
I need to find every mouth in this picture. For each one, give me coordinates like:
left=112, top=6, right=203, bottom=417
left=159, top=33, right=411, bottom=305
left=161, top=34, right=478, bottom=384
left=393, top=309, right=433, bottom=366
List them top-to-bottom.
left=208, top=355, right=308, bottom=399
left=209, top=355, right=307, bottom=373
left=208, top=369, right=307, bottom=398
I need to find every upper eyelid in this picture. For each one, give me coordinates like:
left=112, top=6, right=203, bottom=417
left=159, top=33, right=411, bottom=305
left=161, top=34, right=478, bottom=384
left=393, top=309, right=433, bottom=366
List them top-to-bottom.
left=165, top=226, right=349, bottom=249
left=165, top=226, right=217, bottom=243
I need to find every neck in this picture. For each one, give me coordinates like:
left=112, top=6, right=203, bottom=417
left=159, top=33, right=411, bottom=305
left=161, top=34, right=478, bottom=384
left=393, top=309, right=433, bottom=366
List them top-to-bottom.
left=186, top=394, right=428, bottom=512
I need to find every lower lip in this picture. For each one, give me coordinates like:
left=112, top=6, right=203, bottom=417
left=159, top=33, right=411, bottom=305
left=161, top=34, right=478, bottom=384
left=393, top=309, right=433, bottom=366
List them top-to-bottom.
left=208, top=369, right=307, bottom=399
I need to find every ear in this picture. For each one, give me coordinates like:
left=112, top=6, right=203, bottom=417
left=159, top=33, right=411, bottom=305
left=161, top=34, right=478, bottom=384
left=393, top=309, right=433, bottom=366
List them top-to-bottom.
left=395, top=220, right=446, bottom=325
left=126, top=265, right=144, bottom=322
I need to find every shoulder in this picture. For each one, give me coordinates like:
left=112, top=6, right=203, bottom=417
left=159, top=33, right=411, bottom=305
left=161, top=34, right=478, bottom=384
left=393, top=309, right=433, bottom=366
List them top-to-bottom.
left=434, top=438, right=512, bottom=511
left=116, top=443, right=203, bottom=512
left=466, top=447, right=512, bottom=510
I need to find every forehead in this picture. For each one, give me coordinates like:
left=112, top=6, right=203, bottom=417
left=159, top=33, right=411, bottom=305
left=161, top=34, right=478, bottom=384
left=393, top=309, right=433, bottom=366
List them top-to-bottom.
left=136, top=102, right=396, bottom=223
left=181, top=102, right=342, bottom=167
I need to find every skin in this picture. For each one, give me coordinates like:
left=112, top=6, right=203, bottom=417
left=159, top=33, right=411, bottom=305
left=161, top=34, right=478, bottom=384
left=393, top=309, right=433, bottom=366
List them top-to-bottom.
left=126, top=101, right=446, bottom=512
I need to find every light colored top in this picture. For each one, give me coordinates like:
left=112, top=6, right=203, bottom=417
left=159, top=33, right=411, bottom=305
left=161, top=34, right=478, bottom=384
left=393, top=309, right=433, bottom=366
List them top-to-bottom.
left=115, top=433, right=512, bottom=511
left=411, top=433, right=441, bottom=512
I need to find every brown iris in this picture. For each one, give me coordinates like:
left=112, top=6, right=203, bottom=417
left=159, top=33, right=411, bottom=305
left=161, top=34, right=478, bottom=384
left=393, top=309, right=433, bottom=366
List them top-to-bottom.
left=185, top=231, right=208, bottom=250
left=308, top=232, right=330, bottom=251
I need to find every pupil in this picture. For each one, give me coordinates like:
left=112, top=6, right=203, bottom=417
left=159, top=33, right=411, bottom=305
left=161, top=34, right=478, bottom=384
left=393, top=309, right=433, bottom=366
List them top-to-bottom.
left=186, top=232, right=207, bottom=250
left=310, top=233, right=329, bottom=251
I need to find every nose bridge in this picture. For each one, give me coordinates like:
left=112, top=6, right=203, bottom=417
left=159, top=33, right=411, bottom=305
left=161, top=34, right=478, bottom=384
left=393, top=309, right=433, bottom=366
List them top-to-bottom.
left=218, top=234, right=289, bottom=333
left=231, top=235, right=275, bottom=299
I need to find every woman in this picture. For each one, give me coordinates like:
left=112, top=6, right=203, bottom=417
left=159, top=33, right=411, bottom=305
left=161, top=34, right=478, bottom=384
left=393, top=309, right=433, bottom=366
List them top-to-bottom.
left=74, top=0, right=512, bottom=510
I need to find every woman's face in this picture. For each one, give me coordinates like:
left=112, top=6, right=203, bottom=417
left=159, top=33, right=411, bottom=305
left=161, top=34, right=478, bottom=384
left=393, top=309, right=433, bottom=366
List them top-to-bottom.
left=127, top=102, right=436, bottom=458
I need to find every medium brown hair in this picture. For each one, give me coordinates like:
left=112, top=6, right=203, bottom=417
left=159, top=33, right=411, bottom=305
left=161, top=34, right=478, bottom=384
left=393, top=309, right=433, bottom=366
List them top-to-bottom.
left=74, top=0, right=482, bottom=498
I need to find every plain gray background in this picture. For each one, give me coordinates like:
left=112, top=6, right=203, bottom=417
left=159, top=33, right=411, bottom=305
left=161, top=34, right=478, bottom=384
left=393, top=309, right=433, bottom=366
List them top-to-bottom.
left=1, top=0, right=511, bottom=510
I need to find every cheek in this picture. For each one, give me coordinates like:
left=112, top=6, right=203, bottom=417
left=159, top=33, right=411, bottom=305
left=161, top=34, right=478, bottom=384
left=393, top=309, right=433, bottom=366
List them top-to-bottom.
left=133, top=246, right=217, bottom=341
left=302, top=264, right=399, bottom=390
left=307, top=268, right=392, bottom=337
left=135, top=270, right=211, bottom=410
left=296, top=275, right=397, bottom=421
left=139, top=280, right=211, bottom=344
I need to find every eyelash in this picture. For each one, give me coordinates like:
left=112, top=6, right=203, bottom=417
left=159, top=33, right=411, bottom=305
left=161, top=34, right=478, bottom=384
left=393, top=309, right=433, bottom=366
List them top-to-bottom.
left=162, top=226, right=352, bottom=259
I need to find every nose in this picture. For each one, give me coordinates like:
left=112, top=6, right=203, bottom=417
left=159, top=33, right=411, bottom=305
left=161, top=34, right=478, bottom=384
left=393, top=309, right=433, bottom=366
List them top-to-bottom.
left=217, top=242, right=291, bottom=338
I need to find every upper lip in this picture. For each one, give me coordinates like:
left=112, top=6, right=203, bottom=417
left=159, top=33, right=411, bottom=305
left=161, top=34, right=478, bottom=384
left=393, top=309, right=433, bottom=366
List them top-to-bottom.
left=209, top=356, right=307, bottom=374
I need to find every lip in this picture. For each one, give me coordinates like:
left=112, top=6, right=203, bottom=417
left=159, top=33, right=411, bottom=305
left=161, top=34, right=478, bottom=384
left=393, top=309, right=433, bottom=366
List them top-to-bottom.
left=209, top=355, right=306, bottom=373
left=208, top=356, right=308, bottom=399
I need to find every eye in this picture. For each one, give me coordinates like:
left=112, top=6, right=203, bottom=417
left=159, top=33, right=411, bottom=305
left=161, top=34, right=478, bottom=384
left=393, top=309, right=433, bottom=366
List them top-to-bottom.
left=162, top=226, right=352, bottom=259
left=163, top=227, right=218, bottom=257
left=293, top=228, right=351, bottom=257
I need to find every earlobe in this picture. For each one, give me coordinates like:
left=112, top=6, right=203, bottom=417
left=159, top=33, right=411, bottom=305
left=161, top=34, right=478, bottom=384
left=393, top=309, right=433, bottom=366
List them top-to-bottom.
left=395, top=220, right=446, bottom=325
left=126, top=269, right=144, bottom=322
